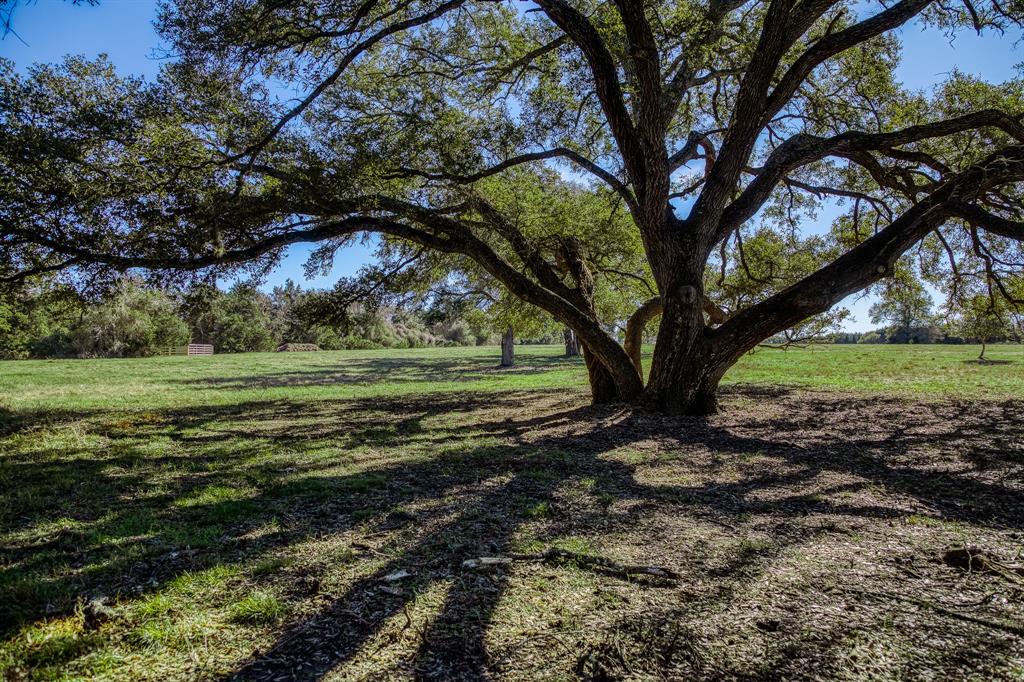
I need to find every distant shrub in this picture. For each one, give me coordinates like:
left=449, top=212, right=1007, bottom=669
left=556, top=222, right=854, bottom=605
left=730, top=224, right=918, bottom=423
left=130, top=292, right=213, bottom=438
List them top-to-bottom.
left=71, top=280, right=189, bottom=357
left=1, top=285, right=82, bottom=359
left=206, top=285, right=276, bottom=353
left=857, top=331, right=884, bottom=344
left=340, top=335, right=383, bottom=350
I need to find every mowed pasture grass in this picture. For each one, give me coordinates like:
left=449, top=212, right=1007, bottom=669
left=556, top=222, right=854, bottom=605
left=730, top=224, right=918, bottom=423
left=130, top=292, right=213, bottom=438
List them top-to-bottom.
left=3, top=343, right=1023, bottom=414
left=1, top=344, right=1023, bottom=680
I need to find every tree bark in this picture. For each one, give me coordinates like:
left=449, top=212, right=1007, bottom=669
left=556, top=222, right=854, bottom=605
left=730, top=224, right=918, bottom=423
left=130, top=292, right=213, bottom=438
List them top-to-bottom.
left=554, top=236, right=642, bottom=401
left=644, top=280, right=722, bottom=415
left=626, top=294, right=729, bottom=380
left=624, top=296, right=662, bottom=378
left=500, top=327, right=514, bottom=367
left=563, top=327, right=581, bottom=356
left=582, top=343, right=618, bottom=403
left=644, top=353, right=725, bottom=415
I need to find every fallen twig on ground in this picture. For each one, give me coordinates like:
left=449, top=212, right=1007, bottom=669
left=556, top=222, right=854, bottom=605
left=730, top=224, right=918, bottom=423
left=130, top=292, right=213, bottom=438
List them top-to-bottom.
left=942, top=546, right=1024, bottom=585
left=462, top=549, right=679, bottom=581
left=842, top=588, right=1024, bottom=636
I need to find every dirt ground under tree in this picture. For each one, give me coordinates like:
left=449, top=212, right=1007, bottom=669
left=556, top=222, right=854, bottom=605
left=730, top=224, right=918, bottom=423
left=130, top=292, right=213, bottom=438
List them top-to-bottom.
left=1, top=357, right=1022, bottom=679
left=228, top=389, right=1024, bottom=680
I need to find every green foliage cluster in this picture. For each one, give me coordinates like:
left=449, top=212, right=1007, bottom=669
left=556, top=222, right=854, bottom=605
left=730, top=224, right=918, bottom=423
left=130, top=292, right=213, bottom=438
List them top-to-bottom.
left=0, top=276, right=541, bottom=358
left=828, top=276, right=1024, bottom=345
left=0, top=278, right=195, bottom=359
left=70, top=279, right=191, bottom=358
left=0, top=280, right=81, bottom=359
left=181, top=283, right=277, bottom=353
left=334, top=306, right=471, bottom=350
left=835, top=322, right=1021, bottom=345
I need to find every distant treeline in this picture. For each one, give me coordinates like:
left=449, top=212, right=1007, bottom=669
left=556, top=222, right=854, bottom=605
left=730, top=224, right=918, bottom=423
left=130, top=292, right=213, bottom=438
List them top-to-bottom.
left=7, top=277, right=1019, bottom=360
left=0, top=278, right=559, bottom=359
left=832, top=326, right=1022, bottom=345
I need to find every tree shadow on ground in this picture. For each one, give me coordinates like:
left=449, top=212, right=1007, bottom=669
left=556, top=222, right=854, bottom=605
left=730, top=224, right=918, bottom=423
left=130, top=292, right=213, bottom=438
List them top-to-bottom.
left=172, top=354, right=583, bottom=390
left=963, top=359, right=1015, bottom=365
left=2, top=386, right=1023, bottom=678
left=222, top=389, right=1024, bottom=679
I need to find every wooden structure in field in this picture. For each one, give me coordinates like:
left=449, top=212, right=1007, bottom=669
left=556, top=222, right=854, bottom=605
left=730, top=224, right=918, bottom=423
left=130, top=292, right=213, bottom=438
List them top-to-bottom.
left=165, top=344, right=214, bottom=356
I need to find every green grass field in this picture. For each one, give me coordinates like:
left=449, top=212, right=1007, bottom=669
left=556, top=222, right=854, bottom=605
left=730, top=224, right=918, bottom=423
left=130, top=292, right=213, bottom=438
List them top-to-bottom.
left=3, top=343, right=1023, bottom=415
left=1, top=345, right=1022, bottom=680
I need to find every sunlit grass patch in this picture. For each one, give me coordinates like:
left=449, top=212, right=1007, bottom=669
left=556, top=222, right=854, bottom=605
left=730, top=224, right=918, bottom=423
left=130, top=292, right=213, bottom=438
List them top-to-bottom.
left=173, top=484, right=257, bottom=508
left=248, top=556, right=293, bottom=577
left=165, top=565, right=242, bottom=598
left=228, top=590, right=288, bottom=625
left=134, top=593, right=176, bottom=621
left=127, top=609, right=221, bottom=653
left=0, top=616, right=99, bottom=676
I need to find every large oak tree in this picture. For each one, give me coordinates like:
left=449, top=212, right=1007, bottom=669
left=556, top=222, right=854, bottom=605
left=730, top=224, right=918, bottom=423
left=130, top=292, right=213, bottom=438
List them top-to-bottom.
left=2, top=0, right=1024, bottom=413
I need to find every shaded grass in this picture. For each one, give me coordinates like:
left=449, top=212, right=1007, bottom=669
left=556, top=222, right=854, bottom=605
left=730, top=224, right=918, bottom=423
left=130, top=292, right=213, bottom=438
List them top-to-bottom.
left=0, top=344, right=1022, bottom=679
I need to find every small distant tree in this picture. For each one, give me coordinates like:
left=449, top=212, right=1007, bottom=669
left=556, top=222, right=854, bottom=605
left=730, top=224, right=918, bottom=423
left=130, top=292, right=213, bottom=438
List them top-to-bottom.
left=869, top=278, right=935, bottom=343
left=269, top=279, right=347, bottom=349
left=181, top=282, right=276, bottom=353
left=178, top=283, right=219, bottom=345
left=210, top=284, right=276, bottom=353
left=952, top=294, right=1013, bottom=360
left=420, top=296, right=488, bottom=346
left=500, top=326, right=515, bottom=367
left=563, top=328, right=581, bottom=356
left=857, top=331, right=885, bottom=344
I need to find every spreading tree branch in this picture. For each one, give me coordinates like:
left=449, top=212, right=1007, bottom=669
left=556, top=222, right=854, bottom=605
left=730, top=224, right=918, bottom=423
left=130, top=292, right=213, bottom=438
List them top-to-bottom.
left=533, top=0, right=646, bottom=186
left=714, top=144, right=1024, bottom=360
left=385, top=148, right=638, bottom=213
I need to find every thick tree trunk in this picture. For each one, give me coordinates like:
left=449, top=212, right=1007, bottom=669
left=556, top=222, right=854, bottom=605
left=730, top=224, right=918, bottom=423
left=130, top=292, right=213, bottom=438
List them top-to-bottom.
left=643, top=277, right=724, bottom=415
left=625, top=295, right=729, bottom=378
left=500, top=327, right=514, bottom=367
left=563, top=328, right=581, bottom=357
left=581, top=343, right=619, bottom=403
left=644, top=352, right=724, bottom=415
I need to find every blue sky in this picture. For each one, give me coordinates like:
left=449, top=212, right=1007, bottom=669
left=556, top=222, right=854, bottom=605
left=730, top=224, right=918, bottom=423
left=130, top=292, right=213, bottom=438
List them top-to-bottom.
left=2, top=1, right=1020, bottom=330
